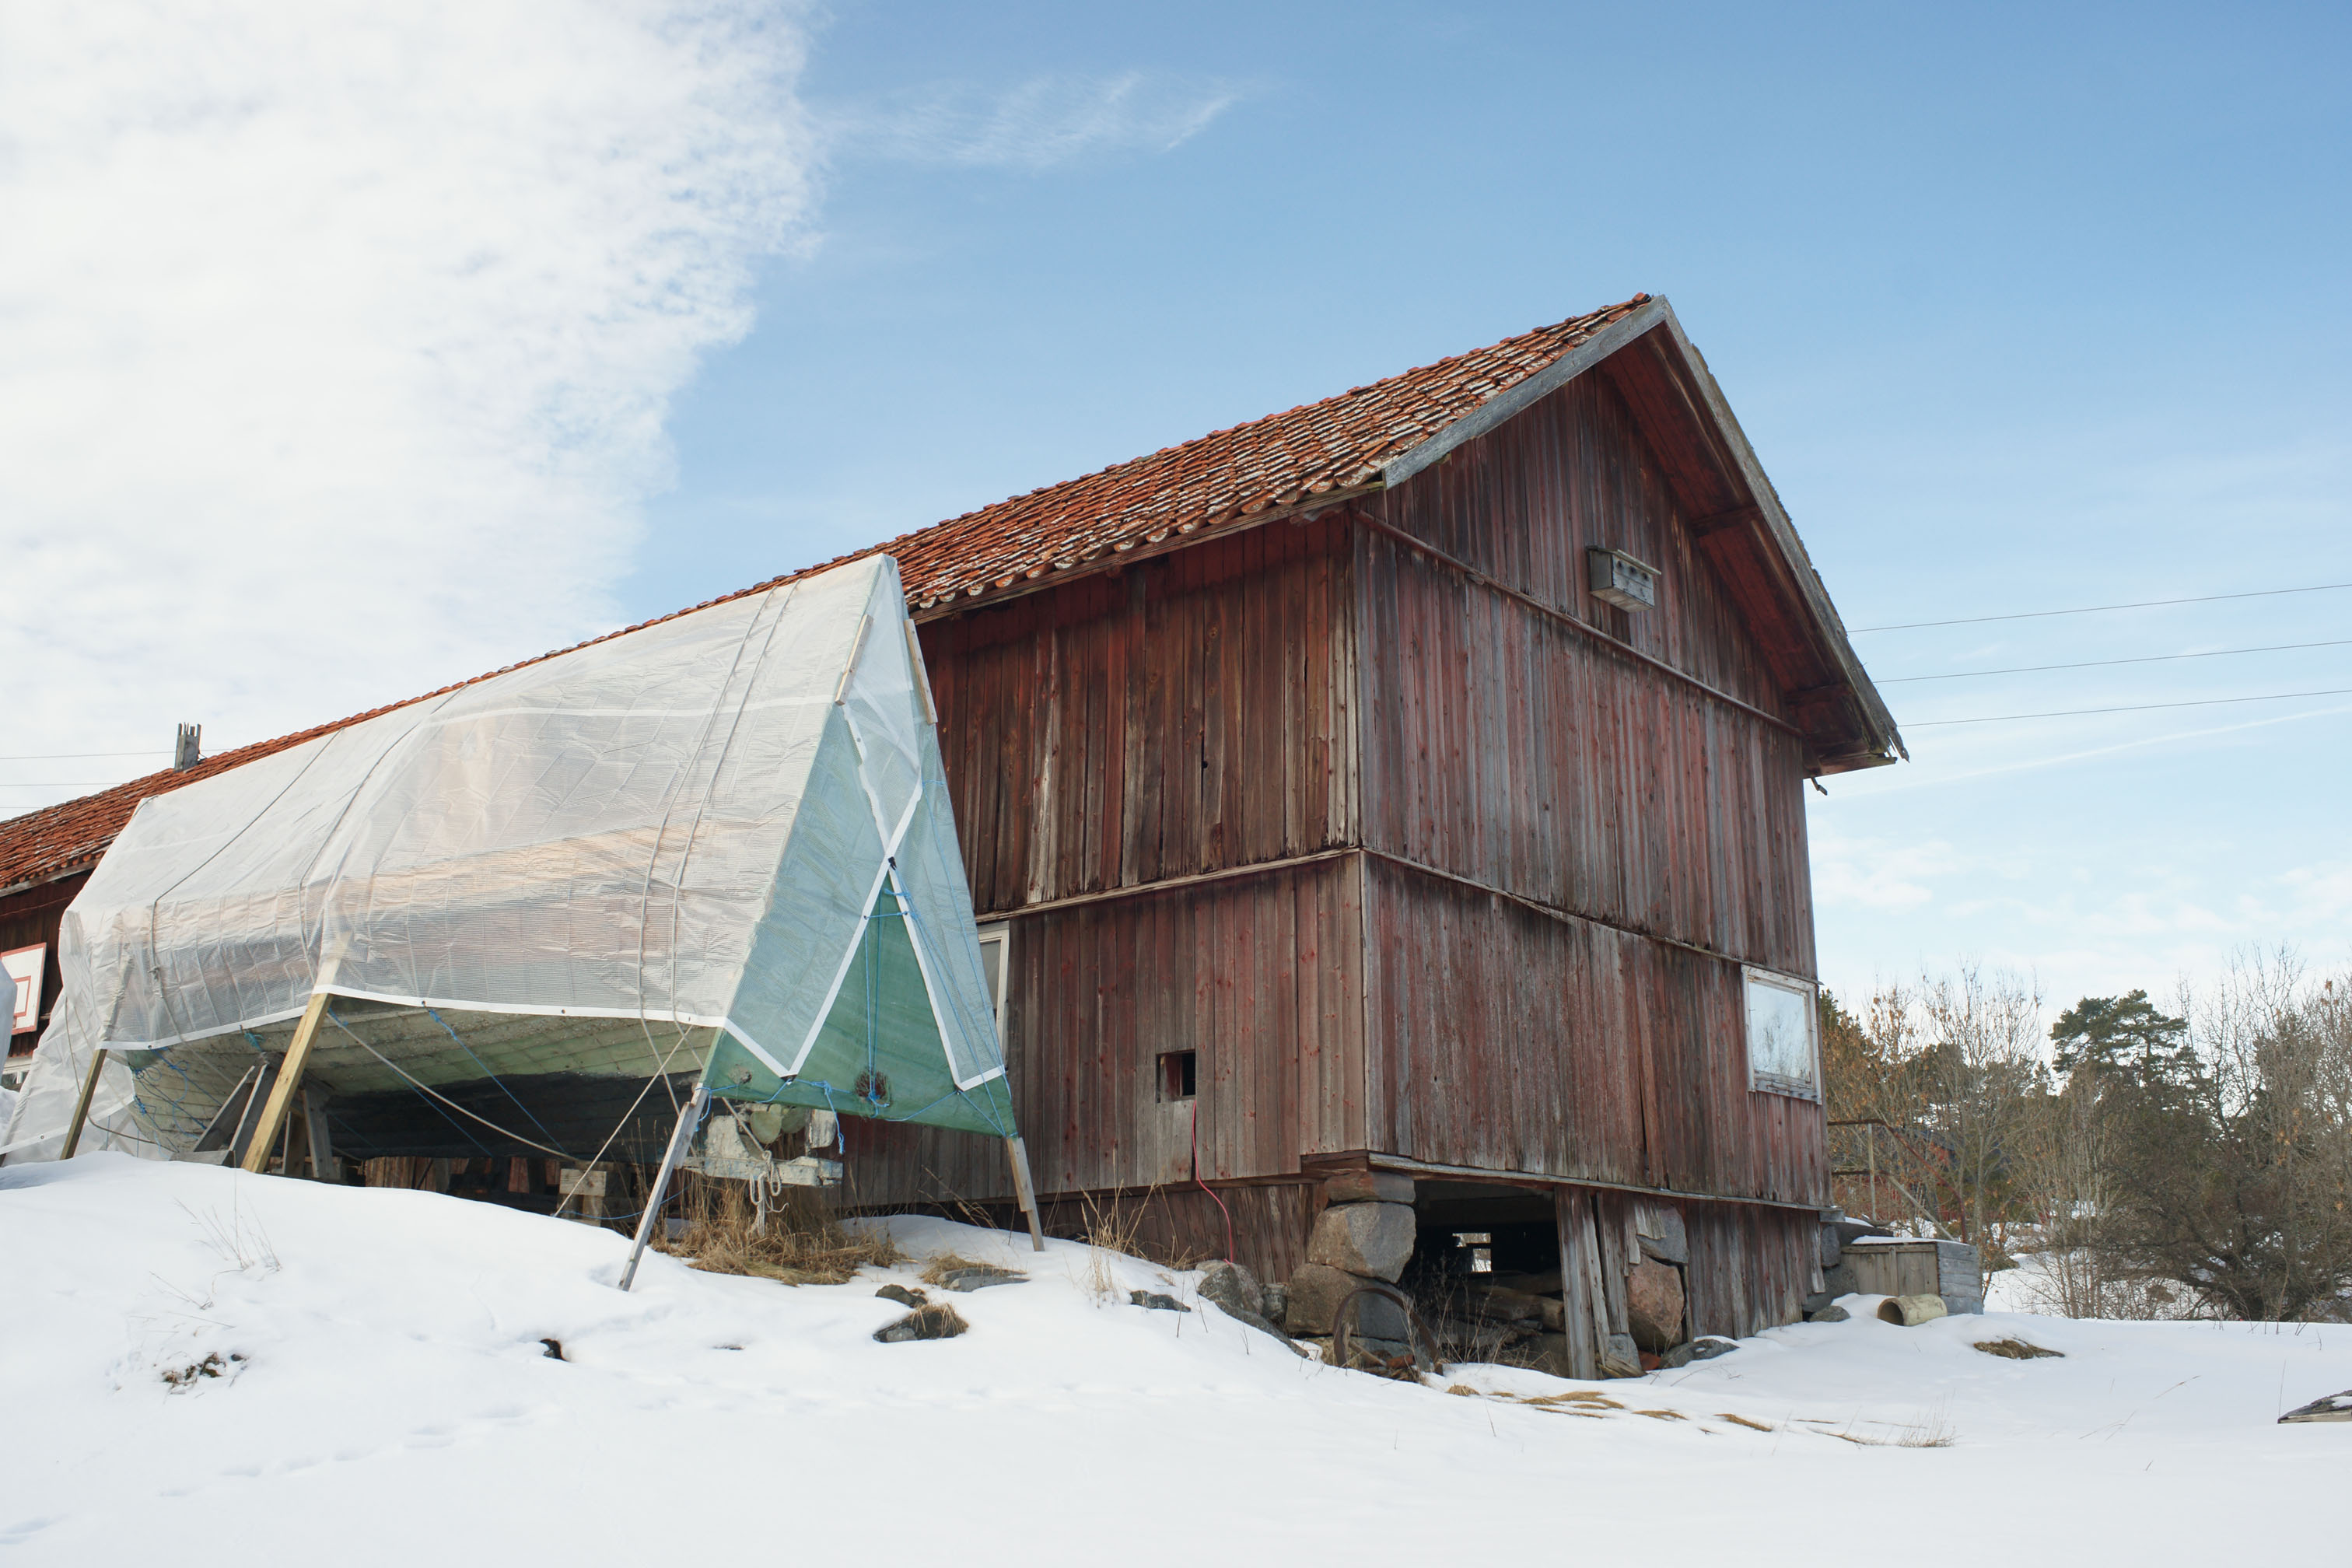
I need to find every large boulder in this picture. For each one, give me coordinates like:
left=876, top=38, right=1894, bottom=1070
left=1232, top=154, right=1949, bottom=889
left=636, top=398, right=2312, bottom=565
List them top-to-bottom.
left=1322, top=1170, right=1415, bottom=1206
left=1306, top=1201, right=1416, bottom=1282
left=1633, top=1206, right=1688, bottom=1266
left=1829, top=1216, right=1892, bottom=1248
left=1818, top=1225, right=1844, bottom=1270
left=1196, top=1259, right=1265, bottom=1321
left=1625, top=1259, right=1685, bottom=1352
left=1285, top=1262, right=1409, bottom=1339
left=873, top=1303, right=968, bottom=1342
left=1598, top=1333, right=1643, bottom=1379
left=2278, top=1389, right=2352, bottom=1423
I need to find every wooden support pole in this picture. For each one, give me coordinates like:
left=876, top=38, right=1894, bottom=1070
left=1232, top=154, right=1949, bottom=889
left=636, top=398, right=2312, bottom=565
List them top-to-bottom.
left=241, top=992, right=331, bottom=1175
left=60, top=1048, right=110, bottom=1159
left=226, top=1062, right=279, bottom=1166
left=620, top=1082, right=709, bottom=1292
left=303, top=1087, right=334, bottom=1181
left=1005, top=1136, right=1045, bottom=1253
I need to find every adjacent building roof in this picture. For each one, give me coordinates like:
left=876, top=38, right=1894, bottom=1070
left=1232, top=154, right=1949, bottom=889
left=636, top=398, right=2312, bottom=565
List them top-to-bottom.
left=0, top=292, right=1898, bottom=897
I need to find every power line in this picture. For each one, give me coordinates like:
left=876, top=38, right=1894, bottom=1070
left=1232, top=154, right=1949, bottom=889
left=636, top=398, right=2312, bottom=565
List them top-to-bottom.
left=1853, top=581, right=2352, bottom=633
left=1880, top=638, right=2352, bottom=684
left=1906, top=687, right=2352, bottom=728
left=0, top=750, right=167, bottom=762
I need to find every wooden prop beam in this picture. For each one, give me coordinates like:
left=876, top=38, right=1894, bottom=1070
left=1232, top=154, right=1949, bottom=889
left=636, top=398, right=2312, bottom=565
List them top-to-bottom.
left=240, top=992, right=332, bottom=1174
left=60, top=1048, right=110, bottom=1159
left=620, top=1082, right=709, bottom=1292
left=303, top=1087, right=334, bottom=1181
left=1005, top=1136, right=1045, bottom=1252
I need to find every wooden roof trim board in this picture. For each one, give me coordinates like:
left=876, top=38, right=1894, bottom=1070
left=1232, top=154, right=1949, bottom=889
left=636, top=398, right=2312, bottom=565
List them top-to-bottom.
left=0, top=292, right=1899, bottom=892
left=1375, top=297, right=1671, bottom=487
left=1570, top=307, right=1904, bottom=773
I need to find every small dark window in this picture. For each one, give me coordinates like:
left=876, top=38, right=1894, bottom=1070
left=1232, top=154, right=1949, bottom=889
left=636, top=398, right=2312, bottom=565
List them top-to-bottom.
left=1158, top=1049, right=1196, bottom=1101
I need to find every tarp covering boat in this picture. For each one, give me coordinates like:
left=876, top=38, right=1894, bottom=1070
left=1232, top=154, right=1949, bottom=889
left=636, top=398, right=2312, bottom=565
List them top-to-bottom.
left=2, top=555, right=1015, bottom=1164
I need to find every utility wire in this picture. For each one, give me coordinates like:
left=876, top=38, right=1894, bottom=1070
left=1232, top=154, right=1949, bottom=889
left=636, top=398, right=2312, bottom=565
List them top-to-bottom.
left=1853, top=581, right=2352, bottom=633
left=1881, top=638, right=2352, bottom=684
left=1906, top=687, right=2352, bottom=728
left=0, top=750, right=168, bottom=761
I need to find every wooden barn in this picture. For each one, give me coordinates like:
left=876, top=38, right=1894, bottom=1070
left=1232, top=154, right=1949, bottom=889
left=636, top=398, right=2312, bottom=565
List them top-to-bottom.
left=0, top=293, right=1900, bottom=1374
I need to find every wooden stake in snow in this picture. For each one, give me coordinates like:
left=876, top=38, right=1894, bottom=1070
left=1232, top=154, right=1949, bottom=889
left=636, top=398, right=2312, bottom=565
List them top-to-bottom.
left=621, top=1082, right=709, bottom=1292
left=1006, top=1136, right=1045, bottom=1252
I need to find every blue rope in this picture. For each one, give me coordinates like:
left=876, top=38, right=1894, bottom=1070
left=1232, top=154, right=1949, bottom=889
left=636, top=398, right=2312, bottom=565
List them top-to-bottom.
left=423, top=1006, right=571, bottom=1158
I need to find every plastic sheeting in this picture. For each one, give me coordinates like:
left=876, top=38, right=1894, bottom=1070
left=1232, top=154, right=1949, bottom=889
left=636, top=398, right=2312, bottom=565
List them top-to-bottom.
left=2, top=555, right=1011, bottom=1160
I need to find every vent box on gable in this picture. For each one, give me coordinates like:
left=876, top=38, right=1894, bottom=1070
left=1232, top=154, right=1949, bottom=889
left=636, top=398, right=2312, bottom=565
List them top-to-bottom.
left=1587, top=547, right=1659, bottom=611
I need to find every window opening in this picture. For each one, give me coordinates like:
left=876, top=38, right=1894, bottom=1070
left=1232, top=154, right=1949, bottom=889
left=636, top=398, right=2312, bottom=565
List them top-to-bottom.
left=974, top=922, right=1009, bottom=1047
left=1157, top=1049, right=1196, bottom=1102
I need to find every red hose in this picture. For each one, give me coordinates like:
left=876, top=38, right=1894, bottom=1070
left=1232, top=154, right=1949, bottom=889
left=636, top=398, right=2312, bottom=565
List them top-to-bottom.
left=1191, top=1097, right=1236, bottom=1263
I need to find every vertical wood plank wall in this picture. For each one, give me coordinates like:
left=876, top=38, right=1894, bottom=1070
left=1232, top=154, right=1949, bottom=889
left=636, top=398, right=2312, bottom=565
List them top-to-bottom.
left=842, top=362, right=1834, bottom=1329
left=1356, top=369, right=1829, bottom=1209
left=927, top=517, right=1360, bottom=913
left=847, top=520, right=1367, bottom=1206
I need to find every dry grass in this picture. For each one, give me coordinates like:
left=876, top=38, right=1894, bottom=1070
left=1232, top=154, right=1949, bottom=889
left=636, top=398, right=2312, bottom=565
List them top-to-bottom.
left=655, top=1176, right=900, bottom=1286
left=1076, top=1188, right=1152, bottom=1304
left=919, top=1251, right=988, bottom=1286
left=1976, top=1337, right=2063, bottom=1360
left=1522, top=1390, right=1622, bottom=1409
left=1718, top=1412, right=1775, bottom=1432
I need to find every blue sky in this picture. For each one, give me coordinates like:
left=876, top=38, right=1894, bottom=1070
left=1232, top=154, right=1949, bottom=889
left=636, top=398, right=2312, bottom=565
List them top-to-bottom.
left=5, top=1, right=2347, bottom=1013
left=634, top=1, right=2352, bottom=1010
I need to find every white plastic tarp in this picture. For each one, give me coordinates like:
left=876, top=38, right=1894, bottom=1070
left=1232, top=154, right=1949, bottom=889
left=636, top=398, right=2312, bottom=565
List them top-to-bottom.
left=2, top=555, right=1006, bottom=1160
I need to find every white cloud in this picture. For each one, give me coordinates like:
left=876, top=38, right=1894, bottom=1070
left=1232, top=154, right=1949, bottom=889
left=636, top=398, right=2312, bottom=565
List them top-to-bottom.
left=0, top=2, right=814, bottom=799
left=837, top=72, right=1244, bottom=170
left=1810, top=827, right=1962, bottom=912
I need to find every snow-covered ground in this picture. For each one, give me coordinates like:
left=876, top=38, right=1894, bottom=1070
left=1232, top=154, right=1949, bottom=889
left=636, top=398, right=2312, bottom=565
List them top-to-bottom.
left=5, top=1156, right=2341, bottom=1565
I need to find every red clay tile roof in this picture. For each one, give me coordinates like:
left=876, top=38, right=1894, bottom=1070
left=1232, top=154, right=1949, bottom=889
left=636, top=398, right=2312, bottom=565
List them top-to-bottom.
left=0, top=296, right=1649, bottom=895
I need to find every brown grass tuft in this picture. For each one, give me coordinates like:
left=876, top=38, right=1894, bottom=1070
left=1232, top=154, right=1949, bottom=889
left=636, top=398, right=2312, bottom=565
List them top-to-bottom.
left=656, top=1174, right=900, bottom=1286
left=919, top=1251, right=989, bottom=1287
left=1975, top=1337, right=2063, bottom=1360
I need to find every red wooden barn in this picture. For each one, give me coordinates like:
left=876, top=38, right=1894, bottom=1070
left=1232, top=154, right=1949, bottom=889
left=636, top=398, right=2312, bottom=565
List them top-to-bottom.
left=0, top=293, right=1900, bottom=1373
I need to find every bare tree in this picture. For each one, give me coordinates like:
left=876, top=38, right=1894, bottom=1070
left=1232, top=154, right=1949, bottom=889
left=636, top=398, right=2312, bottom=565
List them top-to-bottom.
left=2105, top=952, right=2352, bottom=1321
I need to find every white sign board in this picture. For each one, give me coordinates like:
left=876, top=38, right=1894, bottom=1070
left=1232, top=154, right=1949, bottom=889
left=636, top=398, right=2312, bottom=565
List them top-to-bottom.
left=5, top=943, right=44, bottom=1037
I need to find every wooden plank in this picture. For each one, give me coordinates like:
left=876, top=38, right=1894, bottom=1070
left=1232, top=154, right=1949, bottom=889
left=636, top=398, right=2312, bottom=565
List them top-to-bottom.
left=240, top=991, right=331, bottom=1174
left=59, top=1048, right=109, bottom=1159
left=303, top=1087, right=334, bottom=1181
left=1554, top=1188, right=1605, bottom=1380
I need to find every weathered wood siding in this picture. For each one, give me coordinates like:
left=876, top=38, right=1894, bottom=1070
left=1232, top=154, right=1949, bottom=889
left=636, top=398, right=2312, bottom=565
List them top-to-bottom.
left=1355, top=369, right=1825, bottom=1207
left=925, top=516, right=1360, bottom=911
left=843, top=521, right=1369, bottom=1206
left=844, top=858, right=1366, bottom=1205
left=1362, top=859, right=1826, bottom=1205
left=1681, top=1199, right=1820, bottom=1339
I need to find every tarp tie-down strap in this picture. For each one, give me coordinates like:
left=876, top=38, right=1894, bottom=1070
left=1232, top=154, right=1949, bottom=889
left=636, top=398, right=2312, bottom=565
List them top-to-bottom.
left=422, top=1006, right=572, bottom=1159
left=322, top=1007, right=554, bottom=1160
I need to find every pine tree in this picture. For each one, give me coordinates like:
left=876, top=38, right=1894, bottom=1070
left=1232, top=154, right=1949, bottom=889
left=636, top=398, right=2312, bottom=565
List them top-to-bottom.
left=2049, top=989, right=2193, bottom=1086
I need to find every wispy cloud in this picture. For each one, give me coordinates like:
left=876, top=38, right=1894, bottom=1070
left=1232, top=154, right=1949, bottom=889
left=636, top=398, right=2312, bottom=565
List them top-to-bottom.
left=0, top=2, right=815, bottom=799
left=834, top=72, right=1245, bottom=170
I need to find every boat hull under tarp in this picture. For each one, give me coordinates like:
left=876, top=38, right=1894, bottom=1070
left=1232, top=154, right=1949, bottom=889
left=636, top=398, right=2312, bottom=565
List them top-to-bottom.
left=122, top=1000, right=719, bottom=1167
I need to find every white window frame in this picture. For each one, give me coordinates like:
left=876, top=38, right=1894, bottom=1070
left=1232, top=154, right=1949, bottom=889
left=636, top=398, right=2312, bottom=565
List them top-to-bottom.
left=973, top=921, right=1010, bottom=1048
left=1741, top=964, right=1821, bottom=1101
